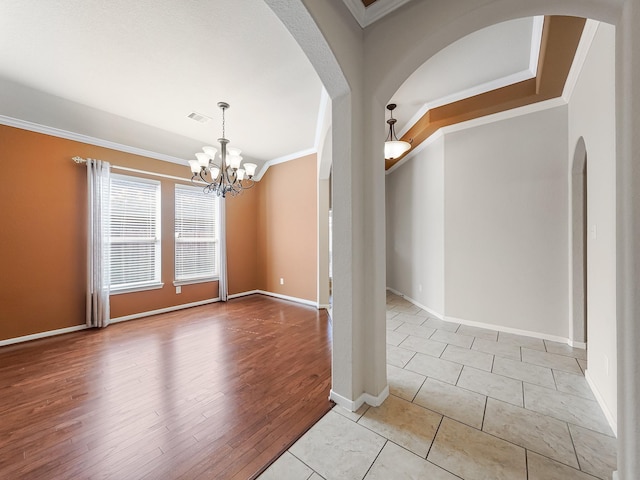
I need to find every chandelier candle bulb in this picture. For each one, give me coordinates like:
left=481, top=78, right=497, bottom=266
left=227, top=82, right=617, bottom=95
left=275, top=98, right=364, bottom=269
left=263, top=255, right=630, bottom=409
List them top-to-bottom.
left=188, top=102, right=256, bottom=197
left=202, top=146, right=217, bottom=158
left=196, top=152, right=209, bottom=167
left=228, top=154, right=243, bottom=170
left=188, top=160, right=200, bottom=174
left=244, top=163, right=257, bottom=178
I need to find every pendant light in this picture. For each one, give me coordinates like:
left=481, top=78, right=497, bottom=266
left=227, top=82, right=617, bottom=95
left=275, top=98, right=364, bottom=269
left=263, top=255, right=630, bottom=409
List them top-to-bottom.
left=384, top=103, right=411, bottom=159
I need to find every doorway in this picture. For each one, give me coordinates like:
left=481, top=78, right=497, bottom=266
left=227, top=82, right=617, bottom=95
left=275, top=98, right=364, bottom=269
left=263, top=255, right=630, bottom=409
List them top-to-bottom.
left=571, top=137, right=588, bottom=346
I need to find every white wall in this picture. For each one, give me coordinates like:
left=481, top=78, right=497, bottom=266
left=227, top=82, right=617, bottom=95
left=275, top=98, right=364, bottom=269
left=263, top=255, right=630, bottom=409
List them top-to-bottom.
left=383, top=17, right=618, bottom=431
left=568, top=22, right=617, bottom=425
left=386, top=106, right=570, bottom=337
left=444, top=106, right=569, bottom=336
left=386, top=137, right=445, bottom=316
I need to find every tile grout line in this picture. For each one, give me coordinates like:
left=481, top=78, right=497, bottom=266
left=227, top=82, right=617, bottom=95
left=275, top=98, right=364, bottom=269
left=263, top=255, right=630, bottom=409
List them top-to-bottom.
left=410, top=375, right=427, bottom=403
left=480, top=395, right=488, bottom=431
left=424, top=415, right=445, bottom=460
left=566, top=423, right=584, bottom=474
left=359, top=439, right=388, bottom=480
left=288, top=450, right=322, bottom=479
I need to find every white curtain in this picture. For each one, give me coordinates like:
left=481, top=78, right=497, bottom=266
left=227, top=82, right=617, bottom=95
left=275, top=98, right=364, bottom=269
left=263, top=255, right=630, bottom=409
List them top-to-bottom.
left=86, top=158, right=111, bottom=327
left=219, top=196, right=228, bottom=301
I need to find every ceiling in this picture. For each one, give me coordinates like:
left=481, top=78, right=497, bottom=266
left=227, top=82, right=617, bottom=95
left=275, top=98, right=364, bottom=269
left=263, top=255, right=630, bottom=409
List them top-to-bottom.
left=0, top=0, right=323, bottom=170
left=0, top=1, right=555, bottom=174
left=391, top=17, right=543, bottom=136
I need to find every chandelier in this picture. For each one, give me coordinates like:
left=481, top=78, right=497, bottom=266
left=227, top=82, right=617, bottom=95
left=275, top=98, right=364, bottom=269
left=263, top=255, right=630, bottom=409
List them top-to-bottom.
left=188, top=102, right=257, bottom=197
left=384, top=103, right=412, bottom=160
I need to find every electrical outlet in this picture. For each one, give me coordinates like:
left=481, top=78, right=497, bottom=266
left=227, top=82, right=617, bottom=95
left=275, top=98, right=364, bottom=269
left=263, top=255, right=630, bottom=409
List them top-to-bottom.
left=280, top=278, right=284, bottom=285
left=418, top=284, right=423, bottom=292
left=176, top=286, right=181, bottom=294
left=604, top=354, right=609, bottom=375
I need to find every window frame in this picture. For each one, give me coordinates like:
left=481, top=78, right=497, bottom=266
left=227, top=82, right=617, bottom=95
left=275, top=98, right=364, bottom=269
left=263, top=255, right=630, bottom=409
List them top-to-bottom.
left=109, top=173, right=163, bottom=295
left=173, top=183, right=220, bottom=286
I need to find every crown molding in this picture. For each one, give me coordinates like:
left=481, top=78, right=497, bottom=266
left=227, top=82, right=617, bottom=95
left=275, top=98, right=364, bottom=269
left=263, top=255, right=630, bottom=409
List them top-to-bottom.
left=342, top=0, right=413, bottom=28
left=397, top=15, right=544, bottom=138
left=529, top=16, right=545, bottom=76
left=397, top=69, right=536, bottom=138
left=387, top=96, right=567, bottom=175
left=0, top=113, right=323, bottom=181
left=0, top=114, right=188, bottom=165
left=254, top=147, right=317, bottom=181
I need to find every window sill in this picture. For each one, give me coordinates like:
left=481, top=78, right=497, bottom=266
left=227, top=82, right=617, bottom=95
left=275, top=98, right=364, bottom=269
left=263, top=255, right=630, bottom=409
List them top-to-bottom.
left=173, top=277, right=219, bottom=287
left=110, top=282, right=164, bottom=296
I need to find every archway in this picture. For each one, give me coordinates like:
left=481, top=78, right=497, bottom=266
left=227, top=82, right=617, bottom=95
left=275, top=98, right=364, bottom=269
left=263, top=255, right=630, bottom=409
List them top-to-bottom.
left=267, top=2, right=638, bottom=477
left=571, top=136, right=588, bottom=346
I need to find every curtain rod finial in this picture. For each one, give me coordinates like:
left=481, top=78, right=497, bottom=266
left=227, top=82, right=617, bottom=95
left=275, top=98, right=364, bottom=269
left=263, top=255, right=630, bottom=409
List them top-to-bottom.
left=72, top=156, right=87, bottom=164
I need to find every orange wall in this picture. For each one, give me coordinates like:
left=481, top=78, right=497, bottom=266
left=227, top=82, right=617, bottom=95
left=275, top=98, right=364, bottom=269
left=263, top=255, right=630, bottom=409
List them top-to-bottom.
left=0, top=124, right=318, bottom=342
left=0, top=125, right=218, bottom=340
left=1, top=126, right=86, bottom=339
left=257, top=154, right=318, bottom=301
left=226, top=186, right=260, bottom=295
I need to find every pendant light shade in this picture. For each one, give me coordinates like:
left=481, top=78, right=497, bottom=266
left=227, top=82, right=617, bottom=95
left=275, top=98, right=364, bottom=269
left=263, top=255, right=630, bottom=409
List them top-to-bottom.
left=384, top=103, right=411, bottom=160
left=384, top=140, right=411, bottom=159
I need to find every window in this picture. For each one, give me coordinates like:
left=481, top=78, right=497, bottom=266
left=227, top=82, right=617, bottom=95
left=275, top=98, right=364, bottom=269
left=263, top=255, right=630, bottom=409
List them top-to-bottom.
left=109, top=174, right=162, bottom=292
left=174, top=184, right=219, bottom=284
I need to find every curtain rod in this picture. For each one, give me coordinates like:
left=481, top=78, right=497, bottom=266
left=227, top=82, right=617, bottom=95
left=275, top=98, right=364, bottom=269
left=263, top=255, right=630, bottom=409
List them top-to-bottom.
left=72, top=156, right=195, bottom=184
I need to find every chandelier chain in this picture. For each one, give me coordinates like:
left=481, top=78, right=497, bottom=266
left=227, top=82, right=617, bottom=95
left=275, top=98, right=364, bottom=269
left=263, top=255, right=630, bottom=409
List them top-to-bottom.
left=221, top=106, right=226, bottom=139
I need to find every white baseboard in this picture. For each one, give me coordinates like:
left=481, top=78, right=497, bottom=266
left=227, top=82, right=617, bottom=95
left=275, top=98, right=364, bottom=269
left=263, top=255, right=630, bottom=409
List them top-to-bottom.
left=386, top=287, right=444, bottom=320
left=386, top=288, right=584, bottom=348
left=228, top=289, right=318, bottom=308
left=227, top=290, right=260, bottom=300
left=255, top=290, right=318, bottom=308
left=2, top=292, right=318, bottom=347
left=110, top=298, right=219, bottom=323
left=317, top=304, right=331, bottom=310
left=446, top=315, right=572, bottom=345
left=0, top=324, right=88, bottom=347
left=568, top=339, right=587, bottom=349
left=585, top=369, right=618, bottom=436
left=330, top=385, right=390, bottom=412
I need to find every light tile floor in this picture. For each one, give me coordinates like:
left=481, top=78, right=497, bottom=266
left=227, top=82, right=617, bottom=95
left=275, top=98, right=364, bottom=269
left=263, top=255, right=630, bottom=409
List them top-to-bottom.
left=258, top=293, right=617, bottom=480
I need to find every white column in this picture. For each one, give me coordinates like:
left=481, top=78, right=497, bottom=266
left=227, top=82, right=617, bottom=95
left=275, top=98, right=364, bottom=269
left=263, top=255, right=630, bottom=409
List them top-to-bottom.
left=615, top=1, right=640, bottom=478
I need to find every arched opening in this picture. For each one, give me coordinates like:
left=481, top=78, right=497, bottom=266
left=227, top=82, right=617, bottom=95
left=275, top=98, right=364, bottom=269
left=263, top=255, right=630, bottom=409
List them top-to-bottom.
left=268, top=3, right=638, bottom=476
left=571, top=136, right=588, bottom=346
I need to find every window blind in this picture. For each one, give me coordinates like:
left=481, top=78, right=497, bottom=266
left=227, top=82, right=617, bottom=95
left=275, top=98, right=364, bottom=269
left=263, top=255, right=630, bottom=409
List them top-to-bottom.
left=110, top=175, right=161, bottom=289
left=175, top=184, right=219, bottom=282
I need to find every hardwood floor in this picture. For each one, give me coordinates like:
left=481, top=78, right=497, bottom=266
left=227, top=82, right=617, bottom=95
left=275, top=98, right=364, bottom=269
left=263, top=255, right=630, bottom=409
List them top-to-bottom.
left=0, top=295, right=333, bottom=479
